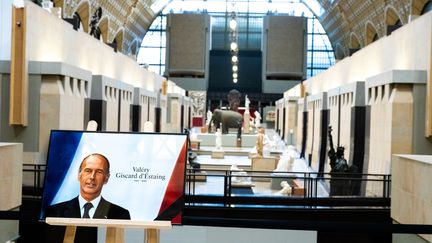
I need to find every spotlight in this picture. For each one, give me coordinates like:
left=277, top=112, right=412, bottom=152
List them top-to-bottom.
left=229, top=19, right=237, bottom=30
left=230, top=42, right=238, bottom=51
left=231, top=55, right=238, bottom=63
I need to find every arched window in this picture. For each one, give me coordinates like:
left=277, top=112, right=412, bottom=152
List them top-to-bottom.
left=411, top=0, right=432, bottom=15
left=74, top=1, right=90, bottom=33
left=421, top=1, right=432, bottom=14
left=385, top=7, right=402, bottom=35
left=98, top=16, right=109, bottom=43
left=365, top=22, right=378, bottom=45
left=114, top=29, right=124, bottom=52
left=349, top=33, right=360, bottom=56
left=334, top=44, right=345, bottom=60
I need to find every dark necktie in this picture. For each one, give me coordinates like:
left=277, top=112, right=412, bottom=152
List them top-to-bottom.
left=82, top=202, right=93, bottom=218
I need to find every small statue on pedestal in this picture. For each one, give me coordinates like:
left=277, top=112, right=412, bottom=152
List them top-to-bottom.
left=245, top=95, right=250, bottom=112
left=206, top=110, right=212, bottom=127
left=254, top=111, right=261, bottom=131
left=256, top=127, right=265, bottom=157
left=215, top=128, right=222, bottom=150
left=274, top=154, right=292, bottom=172
left=230, top=164, right=250, bottom=184
left=273, top=181, right=292, bottom=196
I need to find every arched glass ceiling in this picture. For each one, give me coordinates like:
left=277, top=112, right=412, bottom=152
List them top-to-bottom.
left=138, top=0, right=334, bottom=79
left=150, top=0, right=326, bottom=17
left=159, top=0, right=327, bottom=18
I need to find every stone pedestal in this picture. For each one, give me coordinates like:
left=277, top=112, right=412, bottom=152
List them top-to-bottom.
left=197, top=133, right=257, bottom=147
left=236, top=138, right=241, bottom=148
left=190, top=139, right=202, bottom=150
left=0, top=143, right=23, bottom=210
left=211, top=150, right=225, bottom=159
left=391, top=155, right=432, bottom=242
left=251, top=156, right=277, bottom=181
left=251, top=157, right=278, bottom=171
left=270, top=175, right=293, bottom=190
left=290, top=179, right=305, bottom=196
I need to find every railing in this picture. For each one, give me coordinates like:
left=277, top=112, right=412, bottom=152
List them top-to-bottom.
left=20, top=164, right=391, bottom=209
left=22, top=164, right=46, bottom=198
left=185, top=168, right=391, bottom=208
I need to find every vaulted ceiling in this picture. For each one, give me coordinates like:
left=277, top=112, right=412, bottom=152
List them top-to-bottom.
left=56, top=0, right=431, bottom=59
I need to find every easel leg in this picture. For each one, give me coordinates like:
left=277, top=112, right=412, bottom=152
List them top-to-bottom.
left=63, top=226, right=76, bottom=243
left=106, top=227, right=124, bottom=243
left=145, top=229, right=160, bottom=243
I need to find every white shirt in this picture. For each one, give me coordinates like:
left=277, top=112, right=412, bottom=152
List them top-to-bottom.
left=78, top=194, right=102, bottom=218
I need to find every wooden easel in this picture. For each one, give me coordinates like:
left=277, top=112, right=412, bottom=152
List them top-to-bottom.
left=45, top=121, right=172, bottom=243
left=45, top=217, right=172, bottom=243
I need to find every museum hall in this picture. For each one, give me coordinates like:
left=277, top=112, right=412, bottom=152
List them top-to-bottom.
left=0, top=0, right=432, bottom=242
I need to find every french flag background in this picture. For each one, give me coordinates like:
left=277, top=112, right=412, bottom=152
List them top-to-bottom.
left=41, top=130, right=188, bottom=224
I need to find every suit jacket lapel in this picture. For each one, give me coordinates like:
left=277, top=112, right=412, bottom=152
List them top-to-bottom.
left=66, top=197, right=81, bottom=218
left=93, top=197, right=110, bottom=219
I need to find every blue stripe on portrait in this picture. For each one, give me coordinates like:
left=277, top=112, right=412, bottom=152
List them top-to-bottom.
left=40, top=130, right=83, bottom=218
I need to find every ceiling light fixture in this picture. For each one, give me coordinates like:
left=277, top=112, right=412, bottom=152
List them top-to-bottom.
left=229, top=2, right=239, bottom=84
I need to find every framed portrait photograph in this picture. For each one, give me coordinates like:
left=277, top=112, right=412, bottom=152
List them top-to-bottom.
left=40, top=130, right=188, bottom=224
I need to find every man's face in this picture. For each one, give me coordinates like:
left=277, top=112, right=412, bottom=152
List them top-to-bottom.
left=78, top=155, right=110, bottom=201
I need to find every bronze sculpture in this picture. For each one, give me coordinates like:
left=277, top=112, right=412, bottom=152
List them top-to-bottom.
left=90, top=7, right=102, bottom=39
left=227, top=89, right=241, bottom=111
left=208, top=109, right=243, bottom=134
left=328, top=126, right=358, bottom=196
left=328, top=126, right=348, bottom=174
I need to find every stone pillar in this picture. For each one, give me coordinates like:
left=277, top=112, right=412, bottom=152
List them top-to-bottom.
left=1, top=61, right=91, bottom=166
left=365, top=70, right=427, bottom=178
left=39, top=74, right=90, bottom=159
left=90, top=75, right=119, bottom=131
left=118, top=82, right=134, bottom=132
left=327, top=82, right=366, bottom=174
left=132, top=88, right=156, bottom=132
left=306, top=92, right=328, bottom=172
left=167, top=93, right=182, bottom=133
left=159, top=95, right=167, bottom=132
left=148, top=96, right=156, bottom=129
left=183, top=96, right=191, bottom=130
left=283, top=96, right=299, bottom=145
left=296, top=97, right=307, bottom=157
left=275, top=98, right=283, bottom=135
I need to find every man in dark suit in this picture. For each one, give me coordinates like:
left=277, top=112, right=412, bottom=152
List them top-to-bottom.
left=45, top=153, right=130, bottom=242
